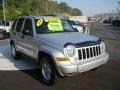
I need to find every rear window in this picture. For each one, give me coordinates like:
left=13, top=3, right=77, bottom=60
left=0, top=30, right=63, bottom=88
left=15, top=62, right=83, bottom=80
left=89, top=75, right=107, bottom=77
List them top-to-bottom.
left=15, top=18, right=25, bottom=32
left=11, top=19, right=17, bottom=32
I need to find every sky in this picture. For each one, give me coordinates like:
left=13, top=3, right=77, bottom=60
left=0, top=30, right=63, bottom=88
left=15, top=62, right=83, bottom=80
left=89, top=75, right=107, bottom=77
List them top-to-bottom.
left=56, top=0, right=119, bottom=16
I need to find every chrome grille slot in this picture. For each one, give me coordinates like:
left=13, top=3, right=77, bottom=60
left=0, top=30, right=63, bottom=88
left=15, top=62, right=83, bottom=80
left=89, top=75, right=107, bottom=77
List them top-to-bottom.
left=78, top=45, right=102, bottom=60
left=96, top=46, right=98, bottom=56
left=98, top=46, right=101, bottom=54
left=90, top=47, right=93, bottom=57
left=93, top=47, right=96, bottom=56
left=86, top=48, right=90, bottom=58
left=78, top=49, right=82, bottom=60
left=82, top=49, right=86, bottom=59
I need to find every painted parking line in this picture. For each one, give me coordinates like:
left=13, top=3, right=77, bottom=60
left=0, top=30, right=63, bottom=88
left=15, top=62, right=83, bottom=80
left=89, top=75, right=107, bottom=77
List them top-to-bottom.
left=0, top=45, right=39, bottom=71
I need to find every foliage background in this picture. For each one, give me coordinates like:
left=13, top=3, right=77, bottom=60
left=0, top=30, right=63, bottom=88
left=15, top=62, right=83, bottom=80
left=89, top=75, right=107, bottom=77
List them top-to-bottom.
left=0, top=0, right=83, bottom=20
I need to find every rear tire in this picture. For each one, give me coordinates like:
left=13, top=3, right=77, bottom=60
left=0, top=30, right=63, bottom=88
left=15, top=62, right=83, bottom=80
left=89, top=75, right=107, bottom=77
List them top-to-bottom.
left=11, top=43, right=20, bottom=60
left=39, top=56, right=55, bottom=85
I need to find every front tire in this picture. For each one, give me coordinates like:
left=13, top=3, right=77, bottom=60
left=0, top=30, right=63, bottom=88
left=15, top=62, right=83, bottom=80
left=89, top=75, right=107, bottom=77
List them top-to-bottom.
left=11, top=43, right=20, bottom=59
left=40, top=56, right=55, bottom=85
left=90, top=67, right=99, bottom=71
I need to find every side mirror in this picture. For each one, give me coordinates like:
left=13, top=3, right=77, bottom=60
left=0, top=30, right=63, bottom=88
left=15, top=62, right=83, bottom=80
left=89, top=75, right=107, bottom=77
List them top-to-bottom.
left=22, top=29, right=32, bottom=36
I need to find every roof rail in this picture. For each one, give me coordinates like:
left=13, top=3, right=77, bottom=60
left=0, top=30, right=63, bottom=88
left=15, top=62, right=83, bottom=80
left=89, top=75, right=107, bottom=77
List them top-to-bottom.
left=17, top=14, right=30, bottom=17
left=21, top=14, right=29, bottom=16
left=42, top=14, right=57, bottom=16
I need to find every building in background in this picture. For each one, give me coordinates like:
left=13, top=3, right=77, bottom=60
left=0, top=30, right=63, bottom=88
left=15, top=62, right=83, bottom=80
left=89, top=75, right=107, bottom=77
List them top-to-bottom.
left=69, top=16, right=88, bottom=23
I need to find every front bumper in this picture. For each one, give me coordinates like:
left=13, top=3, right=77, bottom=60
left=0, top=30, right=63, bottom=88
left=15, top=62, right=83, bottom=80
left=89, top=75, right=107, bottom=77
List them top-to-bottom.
left=58, top=53, right=109, bottom=76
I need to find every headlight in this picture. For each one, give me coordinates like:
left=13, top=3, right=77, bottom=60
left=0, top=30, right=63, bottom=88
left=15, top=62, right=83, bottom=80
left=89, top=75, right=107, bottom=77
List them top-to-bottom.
left=101, top=41, right=105, bottom=52
left=65, top=45, right=76, bottom=57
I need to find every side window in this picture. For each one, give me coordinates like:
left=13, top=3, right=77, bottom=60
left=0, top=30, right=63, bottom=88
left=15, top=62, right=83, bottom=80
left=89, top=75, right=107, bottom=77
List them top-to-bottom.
left=15, top=18, right=25, bottom=32
left=22, top=18, right=33, bottom=35
left=11, top=19, right=17, bottom=32
left=6, top=22, right=9, bottom=26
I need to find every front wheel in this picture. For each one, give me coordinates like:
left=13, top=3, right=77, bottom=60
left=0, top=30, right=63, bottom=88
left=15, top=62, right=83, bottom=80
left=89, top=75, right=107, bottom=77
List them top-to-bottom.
left=40, top=56, right=55, bottom=85
left=90, top=67, right=99, bottom=71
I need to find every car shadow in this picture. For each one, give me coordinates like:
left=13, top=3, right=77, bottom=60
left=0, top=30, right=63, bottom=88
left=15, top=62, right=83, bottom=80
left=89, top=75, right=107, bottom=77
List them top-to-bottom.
left=0, top=44, right=39, bottom=70
left=0, top=44, right=47, bottom=84
left=0, top=44, right=59, bottom=85
left=21, top=69, right=42, bottom=82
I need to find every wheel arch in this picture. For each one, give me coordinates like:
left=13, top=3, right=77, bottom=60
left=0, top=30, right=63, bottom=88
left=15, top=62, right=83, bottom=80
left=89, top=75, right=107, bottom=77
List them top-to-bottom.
left=37, top=51, right=63, bottom=77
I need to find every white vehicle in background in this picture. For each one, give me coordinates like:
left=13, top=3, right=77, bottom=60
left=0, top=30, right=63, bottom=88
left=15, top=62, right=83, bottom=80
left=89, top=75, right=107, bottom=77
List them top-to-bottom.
left=69, top=16, right=90, bottom=34
left=0, top=20, right=12, bottom=38
left=67, top=20, right=90, bottom=34
left=67, top=20, right=84, bottom=33
left=0, top=21, right=12, bottom=32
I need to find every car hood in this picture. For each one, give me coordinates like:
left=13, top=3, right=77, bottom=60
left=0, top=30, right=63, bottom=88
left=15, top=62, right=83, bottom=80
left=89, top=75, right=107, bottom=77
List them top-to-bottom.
left=37, top=32, right=100, bottom=47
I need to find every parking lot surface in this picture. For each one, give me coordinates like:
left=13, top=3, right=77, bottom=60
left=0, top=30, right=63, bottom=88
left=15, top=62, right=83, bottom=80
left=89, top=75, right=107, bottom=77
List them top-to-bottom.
left=0, top=22, right=120, bottom=90
left=0, top=44, right=39, bottom=70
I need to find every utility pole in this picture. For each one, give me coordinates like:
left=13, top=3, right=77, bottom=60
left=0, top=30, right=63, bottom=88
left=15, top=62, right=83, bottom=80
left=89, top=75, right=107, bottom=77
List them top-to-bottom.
left=2, top=0, right=6, bottom=26
left=46, top=0, right=48, bottom=15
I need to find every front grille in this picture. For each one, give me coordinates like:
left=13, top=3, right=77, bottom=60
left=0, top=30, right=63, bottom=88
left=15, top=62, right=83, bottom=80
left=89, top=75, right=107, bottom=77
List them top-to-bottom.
left=78, top=45, right=101, bottom=60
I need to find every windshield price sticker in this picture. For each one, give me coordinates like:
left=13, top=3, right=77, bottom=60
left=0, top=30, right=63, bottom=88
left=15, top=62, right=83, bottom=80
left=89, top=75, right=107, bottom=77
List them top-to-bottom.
left=44, top=18, right=61, bottom=23
left=36, top=19, right=43, bottom=26
left=48, top=23, right=63, bottom=31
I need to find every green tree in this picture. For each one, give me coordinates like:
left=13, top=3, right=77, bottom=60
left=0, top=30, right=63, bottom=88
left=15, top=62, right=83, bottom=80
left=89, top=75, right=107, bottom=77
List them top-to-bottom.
left=0, top=0, right=83, bottom=20
left=71, top=8, right=83, bottom=16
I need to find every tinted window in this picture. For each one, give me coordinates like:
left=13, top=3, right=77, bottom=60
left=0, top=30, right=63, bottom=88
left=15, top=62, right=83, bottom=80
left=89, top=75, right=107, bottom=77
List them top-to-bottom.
left=15, top=18, right=25, bottom=32
left=22, top=18, right=33, bottom=35
left=11, top=19, right=17, bottom=32
left=6, top=22, right=9, bottom=26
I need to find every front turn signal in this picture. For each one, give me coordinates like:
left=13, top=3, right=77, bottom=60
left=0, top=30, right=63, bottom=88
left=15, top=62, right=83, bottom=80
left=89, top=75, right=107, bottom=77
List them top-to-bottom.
left=56, top=57, right=69, bottom=61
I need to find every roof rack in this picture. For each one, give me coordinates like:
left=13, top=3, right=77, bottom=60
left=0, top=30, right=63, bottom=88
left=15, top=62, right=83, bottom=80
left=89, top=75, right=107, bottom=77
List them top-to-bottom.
left=17, top=14, right=30, bottom=17
left=21, top=14, right=29, bottom=16
left=42, top=14, right=57, bottom=16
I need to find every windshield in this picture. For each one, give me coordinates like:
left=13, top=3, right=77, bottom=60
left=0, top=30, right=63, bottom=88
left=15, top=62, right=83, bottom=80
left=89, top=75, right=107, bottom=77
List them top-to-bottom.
left=35, top=18, right=76, bottom=34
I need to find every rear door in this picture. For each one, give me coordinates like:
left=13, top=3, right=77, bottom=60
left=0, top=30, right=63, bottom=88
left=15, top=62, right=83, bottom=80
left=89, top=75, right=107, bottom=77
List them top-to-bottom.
left=14, top=17, right=25, bottom=52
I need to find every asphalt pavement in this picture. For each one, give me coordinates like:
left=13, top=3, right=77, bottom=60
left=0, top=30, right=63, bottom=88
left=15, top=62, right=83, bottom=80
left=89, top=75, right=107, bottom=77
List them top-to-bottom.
left=0, top=22, right=120, bottom=90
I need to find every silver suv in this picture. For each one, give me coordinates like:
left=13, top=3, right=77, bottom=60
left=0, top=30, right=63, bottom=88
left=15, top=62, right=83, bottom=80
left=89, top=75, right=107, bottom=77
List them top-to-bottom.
left=10, top=15, right=109, bottom=85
